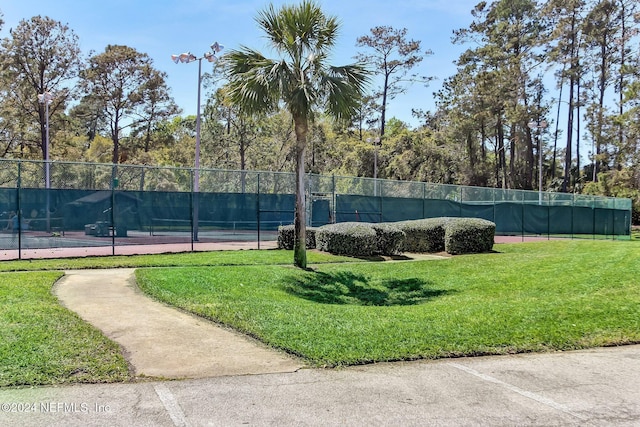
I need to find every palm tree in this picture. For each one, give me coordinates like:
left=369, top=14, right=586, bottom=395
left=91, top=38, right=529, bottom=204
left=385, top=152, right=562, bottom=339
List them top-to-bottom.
left=224, top=1, right=369, bottom=268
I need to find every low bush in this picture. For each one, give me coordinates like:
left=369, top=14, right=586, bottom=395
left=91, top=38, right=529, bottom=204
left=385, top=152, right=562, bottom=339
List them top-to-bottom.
left=313, top=217, right=495, bottom=257
left=396, top=218, right=451, bottom=253
left=444, top=218, right=495, bottom=254
left=316, top=222, right=378, bottom=257
left=371, top=223, right=406, bottom=255
left=277, top=225, right=317, bottom=249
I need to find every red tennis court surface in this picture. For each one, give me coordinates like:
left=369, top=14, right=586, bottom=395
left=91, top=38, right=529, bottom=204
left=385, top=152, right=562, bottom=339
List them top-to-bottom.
left=0, top=234, right=555, bottom=261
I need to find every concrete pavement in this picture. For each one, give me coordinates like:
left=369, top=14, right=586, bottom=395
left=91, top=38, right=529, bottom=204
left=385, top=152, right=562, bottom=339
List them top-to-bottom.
left=1, top=345, right=639, bottom=426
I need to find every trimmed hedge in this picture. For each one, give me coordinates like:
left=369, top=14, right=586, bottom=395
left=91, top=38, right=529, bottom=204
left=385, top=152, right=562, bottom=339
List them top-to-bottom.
left=301, top=217, right=495, bottom=257
left=396, top=218, right=452, bottom=253
left=444, top=218, right=495, bottom=255
left=316, top=222, right=378, bottom=257
left=371, top=223, right=406, bottom=255
left=277, top=225, right=317, bottom=250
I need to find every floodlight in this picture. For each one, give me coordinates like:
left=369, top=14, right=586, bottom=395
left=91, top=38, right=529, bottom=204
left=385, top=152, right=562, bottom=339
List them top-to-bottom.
left=170, top=41, right=224, bottom=241
left=210, top=42, right=223, bottom=53
left=178, top=52, right=196, bottom=63
left=38, top=91, right=54, bottom=104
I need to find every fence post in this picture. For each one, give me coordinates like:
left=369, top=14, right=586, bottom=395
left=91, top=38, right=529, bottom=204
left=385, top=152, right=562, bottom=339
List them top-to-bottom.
left=17, top=161, right=22, bottom=260
left=46, top=162, right=51, bottom=233
left=110, top=166, right=116, bottom=256
left=189, top=169, right=194, bottom=252
left=257, top=173, right=261, bottom=250
left=332, top=175, right=336, bottom=223
left=378, top=180, right=383, bottom=222
left=422, top=182, right=426, bottom=219
left=492, top=187, right=496, bottom=226
left=521, top=191, right=525, bottom=242
left=547, top=194, right=551, bottom=240
left=571, top=194, right=575, bottom=239
left=593, top=197, right=597, bottom=240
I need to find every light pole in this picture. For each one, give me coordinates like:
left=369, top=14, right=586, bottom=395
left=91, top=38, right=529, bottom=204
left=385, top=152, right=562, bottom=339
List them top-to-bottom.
left=171, top=42, right=223, bottom=241
left=38, top=91, right=54, bottom=231
left=38, top=92, right=54, bottom=189
left=527, top=119, right=548, bottom=205
left=366, top=136, right=380, bottom=196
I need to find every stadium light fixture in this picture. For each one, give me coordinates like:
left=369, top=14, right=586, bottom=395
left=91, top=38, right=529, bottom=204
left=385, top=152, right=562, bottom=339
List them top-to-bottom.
left=171, top=42, right=223, bottom=241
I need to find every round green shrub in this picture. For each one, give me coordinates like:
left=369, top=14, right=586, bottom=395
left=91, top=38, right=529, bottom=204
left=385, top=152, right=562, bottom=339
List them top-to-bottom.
left=396, top=218, right=452, bottom=253
left=444, top=218, right=495, bottom=254
left=316, top=222, right=378, bottom=256
left=371, top=223, right=406, bottom=255
left=277, top=224, right=317, bottom=249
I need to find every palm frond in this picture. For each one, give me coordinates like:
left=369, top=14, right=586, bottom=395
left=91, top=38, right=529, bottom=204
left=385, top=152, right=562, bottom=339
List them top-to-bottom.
left=224, top=1, right=370, bottom=124
left=257, top=1, right=339, bottom=59
left=223, top=48, right=285, bottom=114
left=321, top=63, right=371, bottom=121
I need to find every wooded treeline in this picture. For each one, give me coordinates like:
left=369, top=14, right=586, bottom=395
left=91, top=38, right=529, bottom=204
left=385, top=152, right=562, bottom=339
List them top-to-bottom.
left=1, top=1, right=639, bottom=216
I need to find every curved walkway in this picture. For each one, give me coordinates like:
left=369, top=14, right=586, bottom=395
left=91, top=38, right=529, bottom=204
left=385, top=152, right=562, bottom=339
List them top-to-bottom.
left=54, top=269, right=303, bottom=379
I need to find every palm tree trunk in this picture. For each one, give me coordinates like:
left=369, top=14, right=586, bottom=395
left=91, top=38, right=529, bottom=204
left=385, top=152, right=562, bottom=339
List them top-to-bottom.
left=293, top=115, right=308, bottom=269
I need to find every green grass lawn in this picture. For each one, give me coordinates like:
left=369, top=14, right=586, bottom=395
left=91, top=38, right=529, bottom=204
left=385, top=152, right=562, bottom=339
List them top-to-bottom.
left=2, top=240, right=639, bottom=386
left=136, top=240, right=640, bottom=366
left=0, top=249, right=354, bottom=272
left=0, top=272, right=130, bottom=387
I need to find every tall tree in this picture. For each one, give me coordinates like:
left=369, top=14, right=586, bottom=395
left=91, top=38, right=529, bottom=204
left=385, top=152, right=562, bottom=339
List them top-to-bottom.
left=224, top=0, right=369, bottom=268
left=447, top=0, right=546, bottom=189
left=544, top=0, right=587, bottom=192
left=582, top=0, right=621, bottom=179
left=615, top=0, right=638, bottom=153
left=0, top=15, right=82, bottom=160
left=356, top=26, right=432, bottom=141
left=80, top=45, right=154, bottom=168
left=131, top=68, right=180, bottom=155
left=127, top=69, right=180, bottom=190
left=205, top=87, right=260, bottom=191
left=209, top=87, right=260, bottom=173
left=68, top=93, right=108, bottom=143
left=252, top=109, right=297, bottom=173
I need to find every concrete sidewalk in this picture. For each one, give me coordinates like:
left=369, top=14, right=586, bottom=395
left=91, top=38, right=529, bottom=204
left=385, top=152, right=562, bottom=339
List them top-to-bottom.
left=54, top=269, right=302, bottom=379
left=1, top=345, right=639, bottom=426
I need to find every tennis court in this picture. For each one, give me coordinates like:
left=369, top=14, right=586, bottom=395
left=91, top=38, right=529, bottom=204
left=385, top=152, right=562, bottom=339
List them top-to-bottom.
left=0, top=159, right=632, bottom=260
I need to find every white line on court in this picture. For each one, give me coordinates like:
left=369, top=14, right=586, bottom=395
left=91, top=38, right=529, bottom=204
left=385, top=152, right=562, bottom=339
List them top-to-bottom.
left=448, top=362, right=589, bottom=422
left=153, top=383, right=191, bottom=427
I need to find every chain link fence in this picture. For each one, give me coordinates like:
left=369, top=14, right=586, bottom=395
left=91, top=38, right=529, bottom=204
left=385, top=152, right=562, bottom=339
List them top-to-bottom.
left=0, top=158, right=632, bottom=260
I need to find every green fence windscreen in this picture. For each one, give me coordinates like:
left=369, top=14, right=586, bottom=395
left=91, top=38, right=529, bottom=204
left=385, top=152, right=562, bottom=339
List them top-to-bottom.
left=0, top=159, right=632, bottom=258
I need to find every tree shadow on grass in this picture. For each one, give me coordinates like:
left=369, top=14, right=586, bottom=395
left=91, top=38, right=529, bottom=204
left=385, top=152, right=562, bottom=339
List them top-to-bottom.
left=282, top=271, right=451, bottom=306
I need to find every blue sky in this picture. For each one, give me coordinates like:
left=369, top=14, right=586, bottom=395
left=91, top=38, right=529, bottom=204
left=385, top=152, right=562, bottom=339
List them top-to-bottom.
left=1, top=0, right=478, bottom=126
